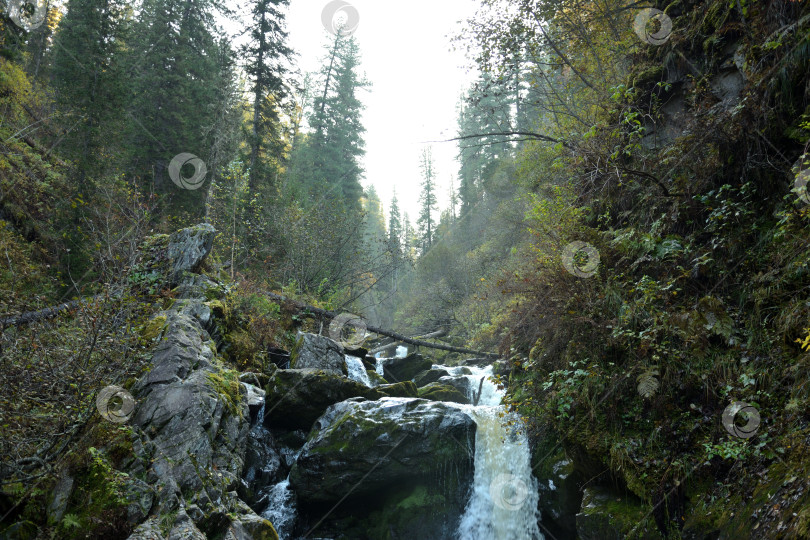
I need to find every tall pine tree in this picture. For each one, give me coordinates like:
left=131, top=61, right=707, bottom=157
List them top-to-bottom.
left=51, top=0, right=130, bottom=192
left=126, top=0, right=233, bottom=216
left=242, top=0, right=293, bottom=196
left=292, top=32, right=368, bottom=212
left=417, top=147, right=438, bottom=254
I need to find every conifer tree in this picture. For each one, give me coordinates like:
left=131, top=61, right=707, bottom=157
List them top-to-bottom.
left=50, top=0, right=130, bottom=191
left=126, top=0, right=233, bottom=215
left=243, top=0, right=293, bottom=196
left=417, top=147, right=438, bottom=254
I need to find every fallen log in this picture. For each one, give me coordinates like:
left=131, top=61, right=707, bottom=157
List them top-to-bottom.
left=264, top=292, right=500, bottom=359
left=0, top=295, right=104, bottom=329
left=368, top=328, right=448, bottom=355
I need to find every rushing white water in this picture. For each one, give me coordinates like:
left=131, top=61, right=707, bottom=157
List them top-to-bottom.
left=395, top=345, right=408, bottom=358
left=345, top=355, right=372, bottom=387
left=375, top=356, right=385, bottom=376
left=444, top=365, right=544, bottom=540
left=260, top=477, right=297, bottom=539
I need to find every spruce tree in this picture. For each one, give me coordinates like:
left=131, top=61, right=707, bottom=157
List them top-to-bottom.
left=50, top=0, right=130, bottom=191
left=126, top=0, right=233, bottom=216
left=243, top=0, right=293, bottom=196
left=300, top=32, right=368, bottom=211
left=417, top=147, right=438, bottom=254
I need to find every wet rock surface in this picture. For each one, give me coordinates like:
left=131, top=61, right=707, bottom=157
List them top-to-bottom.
left=123, top=225, right=277, bottom=540
left=289, top=332, right=347, bottom=375
left=380, top=353, right=433, bottom=382
left=263, top=368, right=381, bottom=431
left=289, top=397, right=476, bottom=503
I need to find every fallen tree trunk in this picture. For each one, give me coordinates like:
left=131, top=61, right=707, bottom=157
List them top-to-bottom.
left=265, top=292, right=500, bottom=359
left=0, top=295, right=104, bottom=329
left=368, top=328, right=448, bottom=355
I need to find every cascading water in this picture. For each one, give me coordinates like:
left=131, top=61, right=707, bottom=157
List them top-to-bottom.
left=374, top=346, right=409, bottom=377
left=345, top=355, right=372, bottom=387
left=444, top=365, right=544, bottom=540
left=260, top=477, right=297, bottom=539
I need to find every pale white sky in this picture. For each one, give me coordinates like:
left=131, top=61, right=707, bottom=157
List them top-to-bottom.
left=286, top=0, right=480, bottom=224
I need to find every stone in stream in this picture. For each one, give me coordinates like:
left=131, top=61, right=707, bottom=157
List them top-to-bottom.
left=289, top=332, right=348, bottom=375
left=380, top=353, right=432, bottom=382
left=462, top=357, right=492, bottom=367
left=412, top=367, right=451, bottom=387
left=263, top=368, right=381, bottom=431
left=366, top=369, right=387, bottom=386
left=437, top=375, right=473, bottom=399
left=376, top=381, right=418, bottom=398
left=242, top=382, right=265, bottom=419
left=417, top=382, right=469, bottom=404
left=290, top=398, right=476, bottom=539
left=241, top=426, right=285, bottom=506
left=534, top=453, right=583, bottom=538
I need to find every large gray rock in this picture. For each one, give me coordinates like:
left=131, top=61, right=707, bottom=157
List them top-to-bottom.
left=167, top=223, right=216, bottom=279
left=125, top=260, right=278, bottom=539
left=289, top=332, right=347, bottom=375
left=380, top=353, right=432, bottom=383
left=263, top=368, right=381, bottom=430
left=412, top=368, right=451, bottom=387
left=437, top=375, right=472, bottom=400
left=241, top=382, right=265, bottom=417
left=417, top=382, right=469, bottom=404
left=290, top=397, right=476, bottom=503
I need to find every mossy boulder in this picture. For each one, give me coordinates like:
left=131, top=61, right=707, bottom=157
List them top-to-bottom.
left=167, top=223, right=216, bottom=281
left=140, top=314, right=168, bottom=341
left=289, top=332, right=347, bottom=375
left=380, top=353, right=432, bottom=383
left=412, top=368, right=451, bottom=387
left=263, top=369, right=381, bottom=430
left=366, top=369, right=387, bottom=386
left=377, top=381, right=418, bottom=398
left=417, top=383, right=469, bottom=404
left=290, top=398, right=476, bottom=504
left=533, top=447, right=583, bottom=539
left=358, top=483, right=470, bottom=540
left=576, top=486, right=662, bottom=540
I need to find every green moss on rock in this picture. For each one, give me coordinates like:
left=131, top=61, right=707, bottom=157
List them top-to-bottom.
left=140, top=315, right=167, bottom=341
left=377, top=381, right=418, bottom=398
left=417, top=383, right=468, bottom=404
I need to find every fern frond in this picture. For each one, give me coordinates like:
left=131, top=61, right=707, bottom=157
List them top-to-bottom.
left=637, top=368, right=660, bottom=398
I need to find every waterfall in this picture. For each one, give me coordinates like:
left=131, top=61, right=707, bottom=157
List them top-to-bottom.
left=345, top=355, right=372, bottom=387
left=375, top=355, right=385, bottom=376
left=444, top=365, right=544, bottom=540
left=260, top=477, right=297, bottom=539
